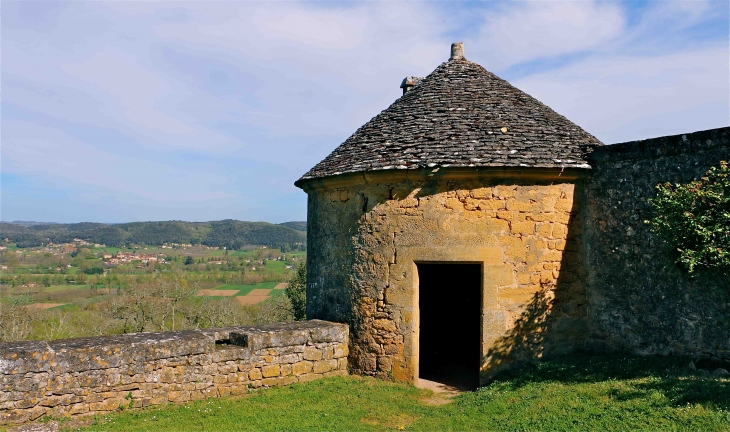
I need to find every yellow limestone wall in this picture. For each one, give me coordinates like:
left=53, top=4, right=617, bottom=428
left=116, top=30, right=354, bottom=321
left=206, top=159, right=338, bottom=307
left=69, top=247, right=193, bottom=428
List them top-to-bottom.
left=303, top=169, right=588, bottom=384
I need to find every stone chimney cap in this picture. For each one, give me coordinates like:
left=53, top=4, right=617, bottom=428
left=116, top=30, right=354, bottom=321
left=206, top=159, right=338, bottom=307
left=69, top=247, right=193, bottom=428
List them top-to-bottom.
left=450, top=42, right=465, bottom=61
left=400, top=76, right=423, bottom=95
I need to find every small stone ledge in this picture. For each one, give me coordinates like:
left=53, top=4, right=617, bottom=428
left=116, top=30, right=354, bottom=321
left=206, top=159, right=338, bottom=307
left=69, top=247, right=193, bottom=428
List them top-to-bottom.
left=0, top=320, right=348, bottom=425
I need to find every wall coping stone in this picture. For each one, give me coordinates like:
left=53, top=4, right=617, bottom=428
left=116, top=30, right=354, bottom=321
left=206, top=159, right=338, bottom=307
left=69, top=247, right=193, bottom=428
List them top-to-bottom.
left=590, top=127, right=730, bottom=163
left=0, top=320, right=346, bottom=376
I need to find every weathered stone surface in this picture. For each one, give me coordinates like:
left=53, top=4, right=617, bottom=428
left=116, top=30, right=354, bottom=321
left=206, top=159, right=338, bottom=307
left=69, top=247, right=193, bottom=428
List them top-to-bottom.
left=585, top=127, right=730, bottom=363
left=302, top=167, right=588, bottom=384
left=0, top=321, right=348, bottom=426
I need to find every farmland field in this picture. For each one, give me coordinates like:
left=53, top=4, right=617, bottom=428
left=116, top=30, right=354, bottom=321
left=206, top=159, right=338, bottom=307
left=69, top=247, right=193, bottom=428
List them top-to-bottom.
left=0, top=242, right=305, bottom=342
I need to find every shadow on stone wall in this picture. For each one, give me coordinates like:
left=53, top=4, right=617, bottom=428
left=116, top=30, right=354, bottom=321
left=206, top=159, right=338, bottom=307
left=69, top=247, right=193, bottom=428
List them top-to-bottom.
left=482, top=194, right=588, bottom=382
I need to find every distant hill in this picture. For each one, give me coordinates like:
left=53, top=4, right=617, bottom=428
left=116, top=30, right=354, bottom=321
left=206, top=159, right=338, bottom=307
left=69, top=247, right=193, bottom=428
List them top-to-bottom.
left=0, top=220, right=306, bottom=249
left=7, top=221, right=61, bottom=227
left=277, top=221, right=307, bottom=232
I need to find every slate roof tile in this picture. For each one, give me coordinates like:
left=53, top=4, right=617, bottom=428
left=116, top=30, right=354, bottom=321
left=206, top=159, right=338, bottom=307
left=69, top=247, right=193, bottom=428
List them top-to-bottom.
left=297, top=53, right=603, bottom=185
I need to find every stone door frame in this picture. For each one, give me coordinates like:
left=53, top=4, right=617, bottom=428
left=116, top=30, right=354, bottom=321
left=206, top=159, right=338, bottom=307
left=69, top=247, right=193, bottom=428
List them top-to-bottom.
left=388, top=246, right=507, bottom=384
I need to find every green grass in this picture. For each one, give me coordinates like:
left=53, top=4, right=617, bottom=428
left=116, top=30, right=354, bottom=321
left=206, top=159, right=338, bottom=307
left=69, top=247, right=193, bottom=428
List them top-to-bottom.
left=213, top=282, right=280, bottom=296
left=43, top=284, right=90, bottom=293
left=61, top=353, right=729, bottom=431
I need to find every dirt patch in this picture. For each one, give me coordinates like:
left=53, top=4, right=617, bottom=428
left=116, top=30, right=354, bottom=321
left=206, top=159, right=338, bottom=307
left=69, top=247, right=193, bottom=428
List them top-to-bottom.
left=274, top=283, right=288, bottom=290
left=94, top=288, right=115, bottom=294
left=195, top=289, right=239, bottom=297
left=247, top=289, right=273, bottom=296
left=236, top=296, right=268, bottom=305
left=24, top=303, right=66, bottom=310
left=416, top=378, right=467, bottom=405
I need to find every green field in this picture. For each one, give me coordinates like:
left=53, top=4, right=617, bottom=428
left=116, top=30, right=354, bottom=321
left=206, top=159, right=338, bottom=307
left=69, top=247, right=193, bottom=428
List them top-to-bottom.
left=204, top=282, right=285, bottom=299
left=60, top=353, right=729, bottom=431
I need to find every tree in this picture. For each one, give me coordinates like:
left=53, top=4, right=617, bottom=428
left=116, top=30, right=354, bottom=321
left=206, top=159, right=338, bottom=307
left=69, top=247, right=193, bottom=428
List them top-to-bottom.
left=647, top=161, right=730, bottom=276
left=184, top=255, right=194, bottom=265
left=286, top=262, right=306, bottom=320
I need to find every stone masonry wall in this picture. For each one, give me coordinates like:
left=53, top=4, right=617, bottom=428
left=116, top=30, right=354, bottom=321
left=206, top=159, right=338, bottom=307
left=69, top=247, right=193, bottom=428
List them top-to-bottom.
left=585, top=127, right=730, bottom=362
left=304, top=168, right=588, bottom=384
left=0, top=320, right=348, bottom=425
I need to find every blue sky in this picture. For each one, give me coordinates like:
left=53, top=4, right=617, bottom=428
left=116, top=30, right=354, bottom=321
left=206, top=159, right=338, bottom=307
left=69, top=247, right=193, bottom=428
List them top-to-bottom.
left=2, top=0, right=728, bottom=224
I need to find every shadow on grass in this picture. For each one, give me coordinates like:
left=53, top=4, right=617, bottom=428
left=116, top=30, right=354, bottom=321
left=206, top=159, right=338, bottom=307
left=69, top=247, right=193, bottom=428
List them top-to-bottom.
left=492, top=352, right=730, bottom=410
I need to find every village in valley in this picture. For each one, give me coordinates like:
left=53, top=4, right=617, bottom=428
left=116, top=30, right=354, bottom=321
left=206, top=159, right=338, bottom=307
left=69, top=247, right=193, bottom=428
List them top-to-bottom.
left=0, top=229, right=306, bottom=343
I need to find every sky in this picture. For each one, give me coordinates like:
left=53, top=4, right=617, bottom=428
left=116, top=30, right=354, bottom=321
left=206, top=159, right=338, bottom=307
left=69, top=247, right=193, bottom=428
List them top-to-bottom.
left=2, top=0, right=728, bottom=224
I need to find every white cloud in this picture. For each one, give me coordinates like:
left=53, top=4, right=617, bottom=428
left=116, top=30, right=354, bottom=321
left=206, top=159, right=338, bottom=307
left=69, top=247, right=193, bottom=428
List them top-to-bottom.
left=2, top=0, right=727, bottom=222
left=468, top=1, right=625, bottom=69
left=514, top=44, right=729, bottom=143
left=2, top=119, right=234, bottom=202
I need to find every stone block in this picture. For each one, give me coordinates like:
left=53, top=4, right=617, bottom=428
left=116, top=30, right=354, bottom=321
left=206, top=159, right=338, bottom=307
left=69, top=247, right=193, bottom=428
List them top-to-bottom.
left=494, top=185, right=517, bottom=199
left=471, top=187, right=493, bottom=199
left=555, top=198, right=574, bottom=212
left=496, top=210, right=515, bottom=221
left=511, top=221, right=535, bottom=235
left=536, top=222, right=553, bottom=237
left=553, top=223, right=568, bottom=238
left=541, top=250, right=564, bottom=262
left=484, top=266, right=514, bottom=287
left=517, top=273, right=531, bottom=285
left=500, top=286, right=540, bottom=305
left=482, top=310, right=507, bottom=346
left=372, top=319, right=397, bottom=333
left=308, top=321, right=348, bottom=343
left=333, top=343, right=349, bottom=358
left=302, top=346, right=322, bottom=361
left=321, top=346, right=334, bottom=360
left=377, top=356, right=393, bottom=373
left=338, top=357, right=348, bottom=371
left=391, top=359, right=412, bottom=382
left=313, top=360, right=338, bottom=374
left=292, top=361, right=313, bottom=376
left=261, top=364, right=280, bottom=378
left=280, top=364, right=292, bottom=376
left=248, top=368, right=262, bottom=381
left=296, top=374, right=322, bottom=383
left=263, top=376, right=289, bottom=387
left=167, top=391, right=190, bottom=403
left=89, top=398, right=126, bottom=412
left=69, top=402, right=89, bottom=415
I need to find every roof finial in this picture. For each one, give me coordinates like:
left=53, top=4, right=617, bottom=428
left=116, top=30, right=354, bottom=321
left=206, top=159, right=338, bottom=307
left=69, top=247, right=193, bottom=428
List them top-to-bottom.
left=450, top=42, right=465, bottom=61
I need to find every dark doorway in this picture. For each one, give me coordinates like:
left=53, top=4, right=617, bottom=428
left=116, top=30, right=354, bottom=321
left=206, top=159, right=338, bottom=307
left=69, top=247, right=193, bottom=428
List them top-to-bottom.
left=417, top=263, right=481, bottom=391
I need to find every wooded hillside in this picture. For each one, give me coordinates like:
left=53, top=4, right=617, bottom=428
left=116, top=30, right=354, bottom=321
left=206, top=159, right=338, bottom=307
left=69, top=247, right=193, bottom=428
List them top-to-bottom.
left=0, top=220, right=306, bottom=249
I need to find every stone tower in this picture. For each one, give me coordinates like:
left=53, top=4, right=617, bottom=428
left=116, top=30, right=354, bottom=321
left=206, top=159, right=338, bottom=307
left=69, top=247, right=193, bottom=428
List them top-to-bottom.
left=295, top=43, right=602, bottom=387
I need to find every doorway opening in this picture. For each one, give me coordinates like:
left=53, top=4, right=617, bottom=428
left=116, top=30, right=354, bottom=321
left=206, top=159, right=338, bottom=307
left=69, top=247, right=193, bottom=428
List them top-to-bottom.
left=417, top=263, right=481, bottom=391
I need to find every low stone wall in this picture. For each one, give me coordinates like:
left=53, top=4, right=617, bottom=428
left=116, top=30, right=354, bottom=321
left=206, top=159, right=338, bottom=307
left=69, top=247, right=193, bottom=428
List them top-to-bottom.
left=585, top=127, right=730, bottom=361
left=0, top=320, right=348, bottom=425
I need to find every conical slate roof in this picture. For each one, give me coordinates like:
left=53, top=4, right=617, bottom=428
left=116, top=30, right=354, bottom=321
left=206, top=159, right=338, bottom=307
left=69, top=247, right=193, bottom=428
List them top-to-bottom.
left=296, top=46, right=603, bottom=185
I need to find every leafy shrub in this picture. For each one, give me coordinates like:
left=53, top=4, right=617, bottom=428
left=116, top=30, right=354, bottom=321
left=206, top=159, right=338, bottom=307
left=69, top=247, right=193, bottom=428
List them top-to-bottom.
left=647, top=161, right=730, bottom=275
left=286, top=263, right=306, bottom=320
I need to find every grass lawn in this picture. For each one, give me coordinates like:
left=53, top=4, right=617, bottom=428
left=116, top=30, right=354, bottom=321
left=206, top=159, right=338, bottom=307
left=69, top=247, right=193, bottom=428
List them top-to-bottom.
left=60, top=353, right=729, bottom=431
